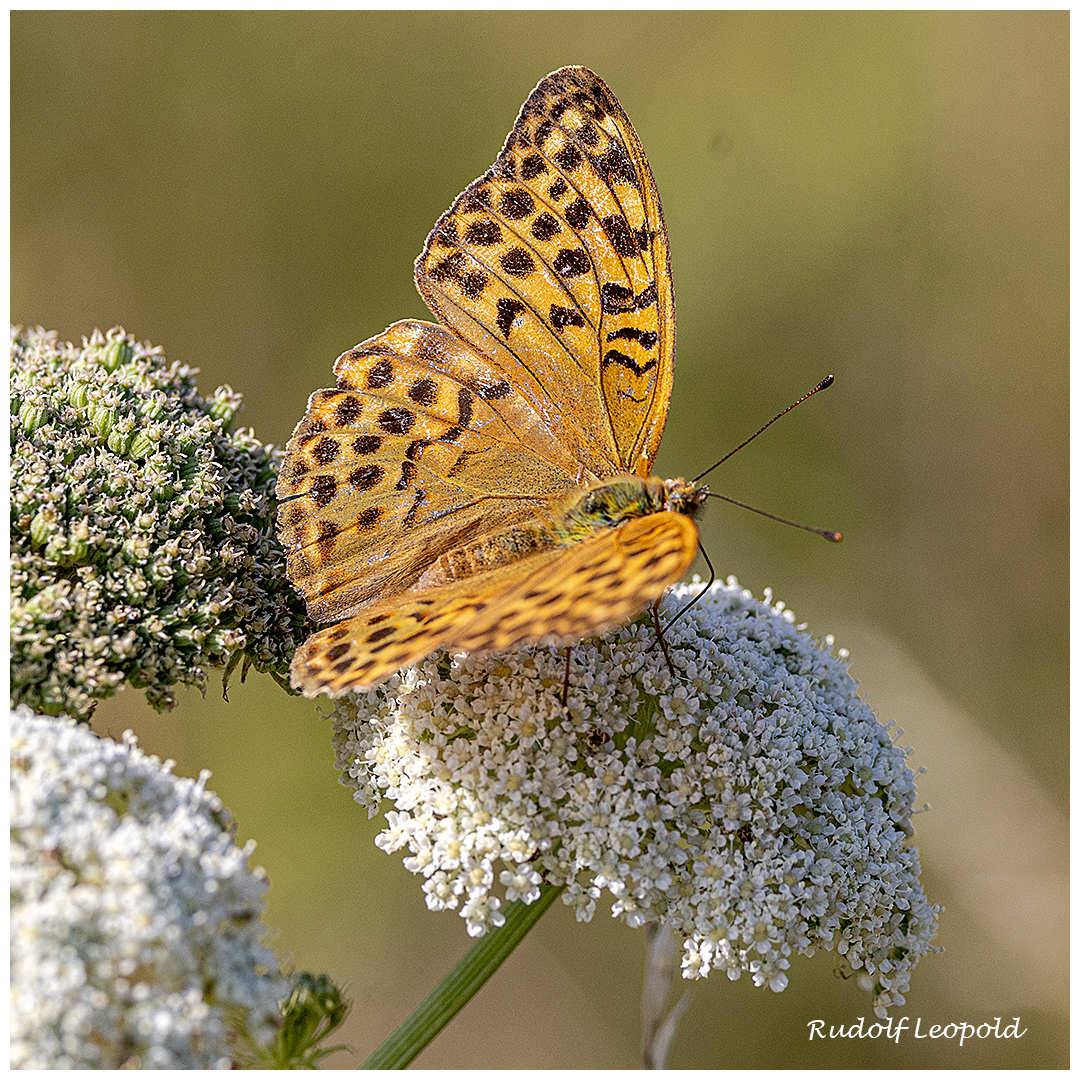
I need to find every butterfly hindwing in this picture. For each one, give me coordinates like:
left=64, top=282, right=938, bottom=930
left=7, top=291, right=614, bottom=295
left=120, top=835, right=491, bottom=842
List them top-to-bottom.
left=277, top=319, right=582, bottom=623
left=291, top=512, right=698, bottom=696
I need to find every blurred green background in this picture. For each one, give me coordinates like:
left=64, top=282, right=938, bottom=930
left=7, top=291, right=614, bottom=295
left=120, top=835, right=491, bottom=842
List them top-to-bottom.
left=12, top=11, right=1067, bottom=1069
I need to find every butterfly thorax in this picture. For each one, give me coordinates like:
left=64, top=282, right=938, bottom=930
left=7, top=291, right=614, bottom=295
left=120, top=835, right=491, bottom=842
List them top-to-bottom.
left=416, top=475, right=705, bottom=590
left=557, top=476, right=705, bottom=538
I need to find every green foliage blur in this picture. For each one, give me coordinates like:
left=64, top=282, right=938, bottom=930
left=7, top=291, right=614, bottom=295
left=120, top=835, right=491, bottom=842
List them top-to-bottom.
left=12, top=11, right=1066, bottom=1069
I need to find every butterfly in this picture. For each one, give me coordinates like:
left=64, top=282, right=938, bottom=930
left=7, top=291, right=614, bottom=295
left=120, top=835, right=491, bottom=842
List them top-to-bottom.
left=276, top=66, right=707, bottom=698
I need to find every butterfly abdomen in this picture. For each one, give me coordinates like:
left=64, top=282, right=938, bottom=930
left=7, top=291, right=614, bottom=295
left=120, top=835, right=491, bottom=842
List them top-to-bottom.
left=413, top=473, right=705, bottom=595
left=416, top=519, right=561, bottom=588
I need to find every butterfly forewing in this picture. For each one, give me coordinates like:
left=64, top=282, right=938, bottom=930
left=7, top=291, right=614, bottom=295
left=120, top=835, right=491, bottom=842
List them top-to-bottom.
left=414, top=66, right=674, bottom=478
left=289, top=549, right=559, bottom=695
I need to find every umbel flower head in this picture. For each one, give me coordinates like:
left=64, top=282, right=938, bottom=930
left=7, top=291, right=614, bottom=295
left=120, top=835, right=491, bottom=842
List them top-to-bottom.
left=10, top=326, right=308, bottom=718
left=333, top=579, right=939, bottom=1016
left=10, top=707, right=289, bottom=1069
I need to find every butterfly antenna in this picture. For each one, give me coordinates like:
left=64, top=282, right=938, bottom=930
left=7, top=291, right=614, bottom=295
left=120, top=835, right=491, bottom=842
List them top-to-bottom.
left=693, top=375, right=835, bottom=484
left=705, top=492, right=842, bottom=543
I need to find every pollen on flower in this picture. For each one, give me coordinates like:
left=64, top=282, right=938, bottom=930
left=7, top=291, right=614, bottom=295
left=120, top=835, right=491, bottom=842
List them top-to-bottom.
left=330, top=578, right=940, bottom=1013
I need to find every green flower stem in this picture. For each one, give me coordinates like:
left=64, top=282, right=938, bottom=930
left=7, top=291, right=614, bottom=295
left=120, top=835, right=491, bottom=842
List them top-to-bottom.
left=361, top=882, right=565, bottom=1069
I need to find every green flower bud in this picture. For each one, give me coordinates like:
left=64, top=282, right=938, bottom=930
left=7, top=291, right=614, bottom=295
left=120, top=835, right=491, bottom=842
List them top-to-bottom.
left=10, top=326, right=309, bottom=720
left=98, top=338, right=133, bottom=372
left=67, top=381, right=90, bottom=410
left=138, top=389, right=166, bottom=420
left=207, top=391, right=240, bottom=430
left=89, top=400, right=114, bottom=439
left=18, top=401, right=50, bottom=436
left=106, top=424, right=134, bottom=456
left=128, top=430, right=157, bottom=459
left=29, top=508, right=55, bottom=549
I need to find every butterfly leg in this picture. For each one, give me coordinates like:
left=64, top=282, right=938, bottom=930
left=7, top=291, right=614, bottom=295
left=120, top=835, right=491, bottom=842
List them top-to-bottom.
left=651, top=600, right=678, bottom=681
left=561, top=646, right=573, bottom=708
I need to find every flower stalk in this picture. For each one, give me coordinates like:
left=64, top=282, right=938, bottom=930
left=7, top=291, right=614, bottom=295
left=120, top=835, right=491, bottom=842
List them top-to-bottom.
left=362, top=882, right=565, bottom=1069
left=642, top=922, right=695, bottom=1068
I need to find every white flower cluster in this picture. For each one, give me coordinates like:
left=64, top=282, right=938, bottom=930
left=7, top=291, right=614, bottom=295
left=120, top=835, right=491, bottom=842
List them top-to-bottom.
left=332, top=579, right=939, bottom=1015
left=10, top=708, right=288, bottom=1068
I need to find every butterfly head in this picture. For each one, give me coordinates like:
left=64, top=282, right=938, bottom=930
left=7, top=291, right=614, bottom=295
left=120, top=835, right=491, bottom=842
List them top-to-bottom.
left=661, top=477, right=709, bottom=519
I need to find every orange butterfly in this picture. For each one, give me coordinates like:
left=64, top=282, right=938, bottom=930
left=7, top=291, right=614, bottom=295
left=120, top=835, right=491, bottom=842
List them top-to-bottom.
left=277, top=67, right=705, bottom=697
